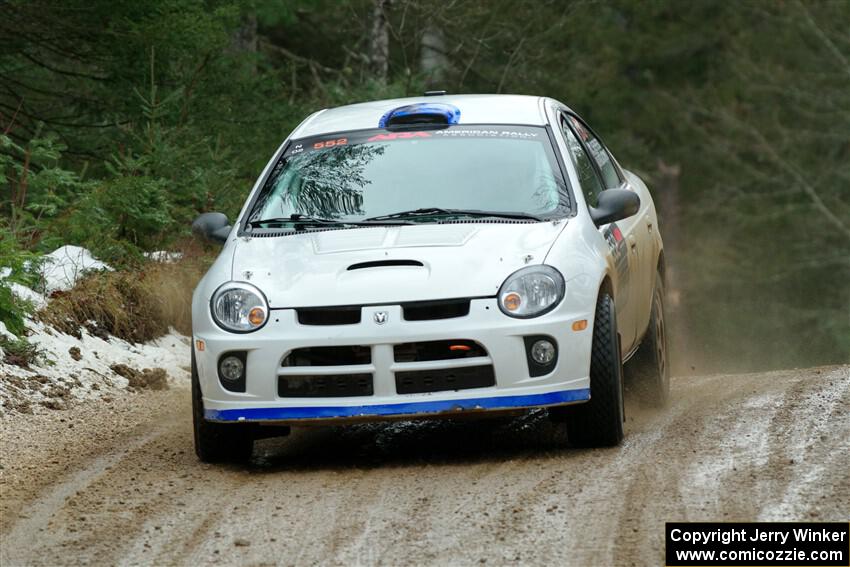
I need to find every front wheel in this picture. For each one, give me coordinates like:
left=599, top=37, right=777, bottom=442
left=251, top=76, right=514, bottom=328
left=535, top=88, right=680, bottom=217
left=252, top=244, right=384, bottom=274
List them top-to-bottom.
left=551, top=292, right=625, bottom=447
left=192, top=350, right=254, bottom=463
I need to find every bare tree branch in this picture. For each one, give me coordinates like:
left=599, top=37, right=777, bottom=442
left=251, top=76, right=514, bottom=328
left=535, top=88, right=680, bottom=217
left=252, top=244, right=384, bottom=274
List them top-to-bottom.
left=795, top=0, right=850, bottom=81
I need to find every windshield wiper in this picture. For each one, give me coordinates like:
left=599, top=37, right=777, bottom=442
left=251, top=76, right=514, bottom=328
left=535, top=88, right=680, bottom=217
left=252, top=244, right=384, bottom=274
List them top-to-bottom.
left=362, top=208, right=543, bottom=222
left=248, top=214, right=412, bottom=229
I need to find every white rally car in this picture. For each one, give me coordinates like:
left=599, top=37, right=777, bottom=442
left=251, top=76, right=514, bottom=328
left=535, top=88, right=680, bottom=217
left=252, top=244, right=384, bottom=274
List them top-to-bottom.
left=191, top=94, right=668, bottom=462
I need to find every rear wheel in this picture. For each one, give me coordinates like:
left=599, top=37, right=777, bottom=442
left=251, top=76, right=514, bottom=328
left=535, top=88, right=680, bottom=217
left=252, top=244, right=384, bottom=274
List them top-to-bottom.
left=627, top=270, right=670, bottom=407
left=551, top=292, right=625, bottom=447
left=192, top=350, right=254, bottom=463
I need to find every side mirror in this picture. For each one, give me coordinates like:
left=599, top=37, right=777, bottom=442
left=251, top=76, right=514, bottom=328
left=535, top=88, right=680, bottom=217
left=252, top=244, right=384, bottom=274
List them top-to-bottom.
left=589, top=189, right=640, bottom=226
left=192, top=212, right=232, bottom=244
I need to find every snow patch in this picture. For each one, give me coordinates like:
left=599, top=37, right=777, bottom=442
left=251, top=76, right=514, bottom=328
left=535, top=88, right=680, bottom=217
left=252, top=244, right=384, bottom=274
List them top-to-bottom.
left=39, top=245, right=112, bottom=293
left=1, top=246, right=191, bottom=415
left=1, top=268, right=47, bottom=312
left=9, top=281, right=48, bottom=310
left=0, top=320, right=15, bottom=341
left=0, top=321, right=190, bottom=416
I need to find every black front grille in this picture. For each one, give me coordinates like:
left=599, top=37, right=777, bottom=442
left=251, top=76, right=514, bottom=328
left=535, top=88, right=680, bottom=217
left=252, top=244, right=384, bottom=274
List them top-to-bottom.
left=296, top=299, right=472, bottom=324
left=402, top=299, right=470, bottom=321
left=297, top=306, right=361, bottom=325
left=394, top=340, right=487, bottom=362
left=283, top=346, right=371, bottom=367
left=395, top=365, right=495, bottom=394
left=278, top=374, right=373, bottom=397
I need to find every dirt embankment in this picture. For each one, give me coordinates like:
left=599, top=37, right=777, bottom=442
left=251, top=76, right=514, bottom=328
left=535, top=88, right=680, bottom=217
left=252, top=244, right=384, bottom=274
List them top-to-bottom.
left=1, top=365, right=848, bottom=566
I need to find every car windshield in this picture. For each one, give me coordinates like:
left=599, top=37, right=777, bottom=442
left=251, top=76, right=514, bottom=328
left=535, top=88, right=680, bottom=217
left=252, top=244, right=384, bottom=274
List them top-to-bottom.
left=246, top=125, right=570, bottom=227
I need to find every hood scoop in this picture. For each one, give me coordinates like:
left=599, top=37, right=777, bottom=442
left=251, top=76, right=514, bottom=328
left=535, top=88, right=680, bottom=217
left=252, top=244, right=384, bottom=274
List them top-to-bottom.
left=347, top=259, right=423, bottom=271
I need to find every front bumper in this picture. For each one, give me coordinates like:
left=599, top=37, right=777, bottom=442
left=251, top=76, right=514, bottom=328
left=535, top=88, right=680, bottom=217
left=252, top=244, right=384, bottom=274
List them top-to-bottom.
left=194, top=298, right=594, bottom=424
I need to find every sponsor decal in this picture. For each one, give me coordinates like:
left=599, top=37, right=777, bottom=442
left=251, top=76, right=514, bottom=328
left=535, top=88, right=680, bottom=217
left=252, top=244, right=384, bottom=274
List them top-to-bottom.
left=569, top=116, right=591, bottom=141
left=285, top=125, right=545, bottom=159
left=433, top=129, right=538, bottom=139
left=367, top=131, right=432, bottom=142
left=587, top=137, right=610, bottom=166
left=313, top=138, right=347, bottom=149
left=604, top=223, right=630, bottom=297
left=611, top=225, right=623, bottom=243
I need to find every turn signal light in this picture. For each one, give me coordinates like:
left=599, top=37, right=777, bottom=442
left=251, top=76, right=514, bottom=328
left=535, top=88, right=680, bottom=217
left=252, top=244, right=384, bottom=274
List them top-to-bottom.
left=503, top=292, right=522, bottom=311
left=248, top=307, right=266, bottom=326
left=572, top=320, right=588, bottom=331
left=195, top=339, right=205, bottom=352
left=449, top=344, right=472, bottom=352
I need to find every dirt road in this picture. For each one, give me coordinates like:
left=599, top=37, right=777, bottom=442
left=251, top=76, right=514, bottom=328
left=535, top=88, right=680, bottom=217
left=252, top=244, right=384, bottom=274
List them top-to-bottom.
left=1, top=365, right=848, bottom=566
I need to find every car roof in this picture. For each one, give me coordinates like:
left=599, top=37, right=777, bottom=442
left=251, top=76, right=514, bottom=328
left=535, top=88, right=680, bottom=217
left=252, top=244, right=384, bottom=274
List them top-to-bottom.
left=291, top=94, right=553, bottom=138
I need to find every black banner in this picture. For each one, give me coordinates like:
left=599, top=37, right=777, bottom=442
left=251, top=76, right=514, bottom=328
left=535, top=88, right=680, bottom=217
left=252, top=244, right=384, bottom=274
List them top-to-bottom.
left=666, top=522, right=849, bottom=566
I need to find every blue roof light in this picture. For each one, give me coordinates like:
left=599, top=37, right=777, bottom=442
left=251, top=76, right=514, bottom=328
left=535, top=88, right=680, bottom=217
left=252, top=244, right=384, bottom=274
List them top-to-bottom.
left=378, top=102, right=461, bottom=128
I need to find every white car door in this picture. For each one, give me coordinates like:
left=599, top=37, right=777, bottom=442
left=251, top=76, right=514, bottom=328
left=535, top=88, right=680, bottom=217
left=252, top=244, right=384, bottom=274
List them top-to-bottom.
left=559, top=114, right=640, bottom=353
left=621, top=172, right=658, bottom=343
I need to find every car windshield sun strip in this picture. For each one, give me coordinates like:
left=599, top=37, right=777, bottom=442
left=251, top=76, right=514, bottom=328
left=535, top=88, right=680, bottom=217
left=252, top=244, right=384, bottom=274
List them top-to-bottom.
left=362, top=208, right=543, bottom=222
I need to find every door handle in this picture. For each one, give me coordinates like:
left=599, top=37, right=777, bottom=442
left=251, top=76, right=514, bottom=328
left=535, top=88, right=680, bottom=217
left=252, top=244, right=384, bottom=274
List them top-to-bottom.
left=646, top=221, right=653, bottom=233
left=628, top=234, right=637, bottom=251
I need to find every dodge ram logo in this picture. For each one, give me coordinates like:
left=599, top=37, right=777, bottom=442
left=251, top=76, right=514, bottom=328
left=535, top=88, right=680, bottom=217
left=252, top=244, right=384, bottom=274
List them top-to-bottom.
left=373, top=311, right=388, bottom=325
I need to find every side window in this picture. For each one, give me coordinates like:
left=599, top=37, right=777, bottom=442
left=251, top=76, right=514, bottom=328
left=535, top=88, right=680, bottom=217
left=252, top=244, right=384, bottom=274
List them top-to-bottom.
left=567, top=115, right=621, bottom=189
left=561, top=117, right=604, bottom=207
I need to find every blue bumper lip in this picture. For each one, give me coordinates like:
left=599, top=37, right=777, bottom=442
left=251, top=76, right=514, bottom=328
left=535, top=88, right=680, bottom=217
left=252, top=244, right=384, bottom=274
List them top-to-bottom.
left=204, top=388, right=590, bottom=422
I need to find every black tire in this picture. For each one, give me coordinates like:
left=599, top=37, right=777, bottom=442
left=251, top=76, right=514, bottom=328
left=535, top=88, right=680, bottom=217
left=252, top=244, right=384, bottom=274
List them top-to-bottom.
left=626, top=270, right=670, bottom=407
left=552, top=292, right=625, bottom=447
left=192, top=349, right=254, bottom=463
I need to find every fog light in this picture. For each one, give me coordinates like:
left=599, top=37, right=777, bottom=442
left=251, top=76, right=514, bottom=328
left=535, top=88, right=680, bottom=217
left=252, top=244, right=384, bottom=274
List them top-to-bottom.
left=531, top=340, right=556, bottom=365
left=219, top=355, right=245, bottom=382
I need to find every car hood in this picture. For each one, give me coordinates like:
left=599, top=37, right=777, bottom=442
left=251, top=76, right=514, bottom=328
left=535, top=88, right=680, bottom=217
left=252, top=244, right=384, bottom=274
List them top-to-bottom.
left=230, top=222, right=566, bottom=308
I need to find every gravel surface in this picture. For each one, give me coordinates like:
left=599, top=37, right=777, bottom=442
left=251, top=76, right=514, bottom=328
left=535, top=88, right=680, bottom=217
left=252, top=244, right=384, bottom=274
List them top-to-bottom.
left=1, top=365, right=848, bottom=566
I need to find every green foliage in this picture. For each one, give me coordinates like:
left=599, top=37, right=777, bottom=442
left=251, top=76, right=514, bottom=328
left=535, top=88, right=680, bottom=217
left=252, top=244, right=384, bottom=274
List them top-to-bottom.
left=1, top=130, right=87, bottom=246
left=66, top=174, right=171, bottom=255
left=0, top=227, right=41, bottom=336
left=0, top=285, right=27, bottom=338
left=0, top=333, right=43, bottom=368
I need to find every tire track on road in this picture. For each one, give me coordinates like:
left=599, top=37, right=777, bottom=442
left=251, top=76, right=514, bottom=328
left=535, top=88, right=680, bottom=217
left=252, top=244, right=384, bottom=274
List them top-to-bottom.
left=2, top=366, right=848, bottom=566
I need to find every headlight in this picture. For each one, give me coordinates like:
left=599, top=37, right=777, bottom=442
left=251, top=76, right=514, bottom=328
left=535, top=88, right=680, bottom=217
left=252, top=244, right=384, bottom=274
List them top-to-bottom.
left=498, top=265, right=565, bottom=318
left=210, top=282, right=268, bottom=332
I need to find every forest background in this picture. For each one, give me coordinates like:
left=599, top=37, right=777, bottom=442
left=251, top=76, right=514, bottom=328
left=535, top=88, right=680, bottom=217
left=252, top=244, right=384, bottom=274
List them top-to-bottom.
left=1, top=0, right=848, bottom=373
